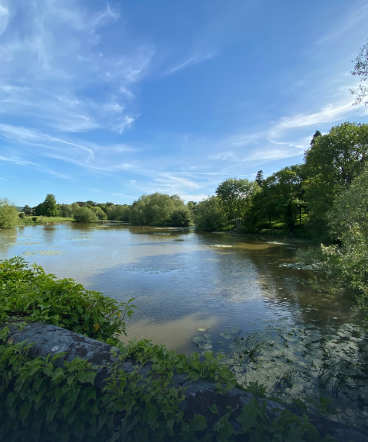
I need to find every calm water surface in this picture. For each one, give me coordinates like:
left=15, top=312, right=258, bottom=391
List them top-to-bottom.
left=0, top=223, right=362, bottom=354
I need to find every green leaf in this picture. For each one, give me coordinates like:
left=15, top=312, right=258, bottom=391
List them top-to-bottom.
left=208, top=404, right=219, bottom=414
left=190, top=414, right=207, bottom=432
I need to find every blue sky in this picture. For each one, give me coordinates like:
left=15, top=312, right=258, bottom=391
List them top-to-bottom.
left=1, top=0, right=368, bottom=206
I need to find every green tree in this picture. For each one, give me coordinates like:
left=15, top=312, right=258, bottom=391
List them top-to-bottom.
left=350, top=38, right=368, bottom=105
left=303, top=122, right=368, bottom=239
left=259, top=166, right=305, bottom=233
left=322, top=169, right=368, bottom=306
left=255, top=170, right=264, bottom=187
left=216, top=178, right=260, bottom=229
left=130, top=193, right=187, bottom=226
left=36, top=194, right=59, bottom=217
left=194, top=196, right=226, bottom=231
left=0, top=198, right=19, bottom=228
left=187, top=201, right=198, bottom=215
left=71, top=202, right=80, bottom=215
left=58, top=204, right=74, bottom=218
left=107, top=204, right=130, bottom=221
left=23, top=205, right=32, bottom=216
left=91, top=206, right=107, bottom=220
left=73, top=207, right=98, bottom=223
left=170, top=207, right=191, bottom=227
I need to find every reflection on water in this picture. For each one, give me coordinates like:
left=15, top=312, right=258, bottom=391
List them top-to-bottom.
left=0, top=224, right=363, bottom=354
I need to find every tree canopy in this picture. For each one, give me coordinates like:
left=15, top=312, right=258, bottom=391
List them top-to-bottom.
left=303, top=122, right=368, bottom=238
left=216, top=178, right=260, bottom=229
left=129, top=193, right=190, bottom=226
left=0, top=198, right=19, bottom=228
left=73, top=207, right=98, bottom=223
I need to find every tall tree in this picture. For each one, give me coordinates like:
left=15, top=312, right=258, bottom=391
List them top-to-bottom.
left=303, top=122, right=368, bottom=239
left=258, top=166, right=305, bottom=233
left=255, top=170, right=264, bottom=187
left=216, top=178, right=260, bottom=229
left=41, top=194, right=59, bottom=217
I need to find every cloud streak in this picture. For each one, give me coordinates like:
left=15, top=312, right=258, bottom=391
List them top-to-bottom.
left=162, top=53, right=214, bottom=76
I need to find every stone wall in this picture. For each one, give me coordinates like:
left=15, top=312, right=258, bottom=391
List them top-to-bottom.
left=2, top=321, right=368, bottom=442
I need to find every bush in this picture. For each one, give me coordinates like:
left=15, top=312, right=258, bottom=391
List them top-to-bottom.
left=0, top=197, right=19, bottom=228
left=73, top=207, right=98, bottom=223
left=32, top=216, right=38, bottom=221
left=0, top=256, right=136, bottom=341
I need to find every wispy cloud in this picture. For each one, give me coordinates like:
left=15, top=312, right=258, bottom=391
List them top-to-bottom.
left=0, top=0, right=154, bottom=134
left=317, top=2, right=368, bottom=45
left=162, top=53, right=214, bottom=76
left=269, top=100, right=361, bottom=137
left=0, top=154, right=73, bottom=179
left=0, top=154, right=37, bottom=167
left=155, top=173, right=201, bottom=189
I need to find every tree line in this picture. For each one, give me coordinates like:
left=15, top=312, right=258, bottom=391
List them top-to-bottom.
left=2, top=121, right=368, bottom=237
left=195, top=123, right=368, bottom=242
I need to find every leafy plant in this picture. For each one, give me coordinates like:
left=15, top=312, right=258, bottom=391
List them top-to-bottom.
left=0, top=256, right=136, bottom=342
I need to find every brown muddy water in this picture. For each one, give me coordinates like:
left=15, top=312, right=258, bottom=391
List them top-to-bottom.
left=0, top=223, right=363, bottom=354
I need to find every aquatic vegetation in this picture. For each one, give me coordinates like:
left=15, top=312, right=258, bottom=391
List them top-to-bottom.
left=22, top=249, right=67, bottom=256
left=192, top=321, right=368, bottom=430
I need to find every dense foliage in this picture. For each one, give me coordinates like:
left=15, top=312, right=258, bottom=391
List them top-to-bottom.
left=303, top=122, right=368, bottom=240
left=313, top=169, right=368, bottom=307
left=215, top=178, right=260, bottom=230
left=129, top=193, right=191, bottom=227
left=34, top=194, right=59, bottom=217
left=194, top=196, right=227, bottom=231
left=0, top=197, right=19, bottom=228
left=73, top=207, right=98, bottom=223
left=0, top=257, right=135, bottom=342
left=0, top=258, right=334, bottom=442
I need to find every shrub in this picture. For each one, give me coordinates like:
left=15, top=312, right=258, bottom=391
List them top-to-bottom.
left=73, top=207, right=98, bottom=223
left=32, top=216, right=38, bottom=221
left=0, top=257, right=136, bottom=341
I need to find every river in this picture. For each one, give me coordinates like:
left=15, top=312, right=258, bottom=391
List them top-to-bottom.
left=0, top=222, right=362, bottom=354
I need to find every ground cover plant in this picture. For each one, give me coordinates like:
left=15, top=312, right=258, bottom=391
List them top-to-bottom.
left=0, top=257, right=337, bottom=441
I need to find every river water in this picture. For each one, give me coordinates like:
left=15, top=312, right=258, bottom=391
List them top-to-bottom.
left=0, top=223, right=362, bottom=354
